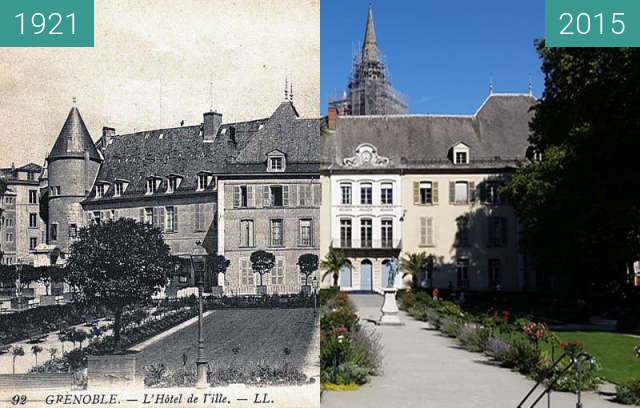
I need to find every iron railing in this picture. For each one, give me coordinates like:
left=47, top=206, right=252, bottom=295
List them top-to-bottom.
left=517, top=351, right=594, bottom=408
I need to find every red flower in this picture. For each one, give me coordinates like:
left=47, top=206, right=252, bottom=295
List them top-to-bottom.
left=335, top=325, right=348, bottom=335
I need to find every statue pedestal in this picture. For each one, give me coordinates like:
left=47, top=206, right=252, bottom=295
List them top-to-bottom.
left=379, top=288, right=404, bottom=326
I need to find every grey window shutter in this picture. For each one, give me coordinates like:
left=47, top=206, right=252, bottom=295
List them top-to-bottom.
left=433, top=181, right=439, bottom=204
left=469, top=181, right=476, bottom=202
left=413, top=182, right=419, bottom=204
left=449, top=182, right=455, bottom=204
left=289, top=184, right=297, bottom=207
left=313, top=184, right=321, bottom=206
left=283, top=185, right=289, bottom=207
left=297, top=185, right=304, bottom=206
left=233, top=186, right=240, bottom=208
left=247, top=186, right=254, bottom=208
left=263, top=186, right=270, bottom=207
left=174, top=207, right=179, bottom=232
left=152, top=208, right=158, bottom=229
left=160, top=208, right=166, bottom=231
left=139, top=209, right=144, bottom=223
left=420, top=217, right=427, bottom=246
left=427, top=217, right=434, bottom=246
left=488, top=217, right=495, bottom=248
left=501, top=217, right=508, bottom=247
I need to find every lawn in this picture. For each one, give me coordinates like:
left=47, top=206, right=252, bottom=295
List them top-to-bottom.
left=135, top=308, right=315, bottom=377
left=549, top=330, right=640, bottom=385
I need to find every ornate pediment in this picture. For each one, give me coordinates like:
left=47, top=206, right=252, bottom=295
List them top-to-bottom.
left=342, top=143, right=390, bottom=168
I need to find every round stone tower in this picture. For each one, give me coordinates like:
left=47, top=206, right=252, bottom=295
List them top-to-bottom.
left=46, top=106, right=102, bottom=254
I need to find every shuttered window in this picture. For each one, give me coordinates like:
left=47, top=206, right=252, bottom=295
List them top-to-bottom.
left=194, top=204, right=206, bottom=232
left=420, top=217, right=435, bottom=247
left=240, top=258, right=255, bottom=286
left=271, top=258, right=285, bottom=285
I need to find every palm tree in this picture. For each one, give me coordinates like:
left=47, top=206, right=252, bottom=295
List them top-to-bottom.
left=320, top=248, right=352, bottom=287
left=400, top=252, right=436, bottom=289
left=57, top=331, right=67, bottom=354
left=31, top=345, right=43, bottom=369
left=11, top=346, right=24, bottom=374
left=48, top=348, right=58, bottom=372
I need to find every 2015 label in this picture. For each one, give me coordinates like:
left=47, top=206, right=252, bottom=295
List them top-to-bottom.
left=559, top=12, right=625, bottom=36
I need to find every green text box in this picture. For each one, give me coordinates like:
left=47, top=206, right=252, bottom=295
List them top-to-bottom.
left=0, top=0, right=93, bottom=47
left=546, top=0, right=640, bottom=47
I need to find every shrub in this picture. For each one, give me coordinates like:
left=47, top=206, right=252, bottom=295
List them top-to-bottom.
left=440, top=317, right=461, bottom=338
left=458, top=323, right=489, bottom=353
left=350, top=326, right=383, bottom=375
left=485, top=336, right=511, bottom=361
left=546, top=357, right=601, bottom=392
left=332, top=362, right=369, bottom=385
left=616, top=379, right=640, bottom=405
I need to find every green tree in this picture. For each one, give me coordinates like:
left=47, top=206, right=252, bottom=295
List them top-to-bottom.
left=502, top=42, right=640, bottom=295
left=66, top=218, right=176, bottom=352
left=320, top=248, right=351, bottom=287
left=250, top=250, right=275, bottom=289
left=400, top=252, right=435, bottom=288
left=298, top=253, right=319, bottom=286
left=31, top=345, right=43, bottom=368
left=11, top=346, right=24, bottom=374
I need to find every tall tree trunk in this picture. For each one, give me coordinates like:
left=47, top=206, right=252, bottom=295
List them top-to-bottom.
left=113, top=309, right=123, bottom=353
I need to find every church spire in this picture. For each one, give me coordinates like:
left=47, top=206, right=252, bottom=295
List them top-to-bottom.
left=361, top=4, right=380, bottom=62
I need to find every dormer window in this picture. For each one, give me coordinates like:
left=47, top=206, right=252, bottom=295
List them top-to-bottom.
left=452, top=142, right=470, bottom=165
left=267, top=150, right=286, bottom=172
left=197, top=172, right=214, bottom=191
left=167, top=175, right=183, bottom=194
left=146, top=177, right=161, bottom=195
left=114, top=179, right=129, bottom=197
left=95, top=184, right=106, bottom=198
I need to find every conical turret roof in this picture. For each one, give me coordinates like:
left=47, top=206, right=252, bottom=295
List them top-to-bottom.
left=361, top=5, right=380, bottom=62
left=49, top=107, right=101, bottom=160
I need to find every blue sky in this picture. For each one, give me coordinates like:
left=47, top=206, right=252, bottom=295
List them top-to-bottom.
left=321, top=0, right=545, bottom=114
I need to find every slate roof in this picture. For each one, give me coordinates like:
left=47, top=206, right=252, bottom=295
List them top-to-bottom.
left=321, top=93, right=535, bottom=171
left=87, top=101, right=320, bottom=202
left=226, top=101, right=320, bottom=174
left=49, top=107, right=101, bottom=161
left=0, top=163, right=42, bottom=183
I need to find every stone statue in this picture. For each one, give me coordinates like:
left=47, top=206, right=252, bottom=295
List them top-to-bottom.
left=387, top=258, right=400, bottom=288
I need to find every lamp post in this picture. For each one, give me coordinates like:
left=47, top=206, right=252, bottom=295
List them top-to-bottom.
left=190, top=241, right=208, bottom=389
left=312, top=276, right=318, bottom=315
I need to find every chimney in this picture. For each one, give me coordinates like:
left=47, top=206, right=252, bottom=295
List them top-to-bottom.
left=327, top=107, right=338, bottom=130
left=203, top=111, right=223, bottom=142
left=102, top=127, right=116, bottom=148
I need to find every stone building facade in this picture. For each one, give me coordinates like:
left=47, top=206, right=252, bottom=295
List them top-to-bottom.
left=36, top=97, right=319, bottom=296
left=217, top=102, right=321, bottom=294
left=0, top=164, right=46, bottom=266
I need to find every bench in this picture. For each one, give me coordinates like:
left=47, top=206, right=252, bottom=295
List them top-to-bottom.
left=0, top=344, right=10, bottom=354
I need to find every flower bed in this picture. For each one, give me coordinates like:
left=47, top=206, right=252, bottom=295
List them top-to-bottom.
left=320, top=289, right=382, bottom=389
left=398, top=290, right=601, bottom=392
left=0, top=303, right=104, bottom=345
left=35, top=306, right=199, bottom=374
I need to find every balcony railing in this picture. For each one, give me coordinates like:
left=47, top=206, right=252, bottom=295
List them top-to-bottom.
left=331, top=238, right=402, bottom=250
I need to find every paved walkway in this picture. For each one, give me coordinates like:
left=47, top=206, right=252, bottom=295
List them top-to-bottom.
left=322, top=294, right=619, bottom=408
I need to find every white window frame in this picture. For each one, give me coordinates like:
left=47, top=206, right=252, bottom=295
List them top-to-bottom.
left=453, top=143, right=470, bottom=165
left=267, top=151, right=286, bottom=172
left=340, top=183, right=352, bottom=205
left=380, top=183, right=393, bottom=205
left=299, top=219, right=313, bottom=247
